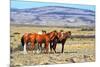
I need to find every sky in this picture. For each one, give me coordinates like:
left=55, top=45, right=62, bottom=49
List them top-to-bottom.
left=11, top=0, right=95, bottom=11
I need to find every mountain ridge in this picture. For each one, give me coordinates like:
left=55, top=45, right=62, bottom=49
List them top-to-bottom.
left=10, top=6, right=95, bottom=27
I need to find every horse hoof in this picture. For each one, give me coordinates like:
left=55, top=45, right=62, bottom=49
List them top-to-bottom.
left=36, top=50, right=41, bottom=54
left=23, top=51, right=27, bottom=54
left=33, top=51, right=35, bottom=54
left=62, top=52, right=64, bottom=54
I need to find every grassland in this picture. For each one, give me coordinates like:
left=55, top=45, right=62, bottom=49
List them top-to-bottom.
left=10, top=25, right=95, bottom=66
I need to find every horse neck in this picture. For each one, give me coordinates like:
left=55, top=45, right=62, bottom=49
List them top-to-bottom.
left=46, top=32, right=50, bottom=35
left=48, top=32, right=55, bottom=39
left=57, top=32, right=64, bottom=38
left=58, top=33, right=68, bottom=41
left=64, top=33, right=70, bottom=39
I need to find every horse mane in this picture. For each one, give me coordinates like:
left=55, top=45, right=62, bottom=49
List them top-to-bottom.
left=46, top=30, right=57, bottom=35
left=57, top=31, right=71, bottom=41
left=64, top=31, right=71, bottom=38
left=46, top=32, right=52, bottom=36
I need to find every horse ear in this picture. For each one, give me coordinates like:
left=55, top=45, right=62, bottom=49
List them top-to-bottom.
left=42, top=30, right=46, bottom=33
left=53, top=30, right=57, bottom=32
left=60, top=30, right=64, bottom=32
left=44, top=31, right=46, bottom=33
left=68, top=31, right=71, bottom=34
left=68, top=31, right=71, bottom=36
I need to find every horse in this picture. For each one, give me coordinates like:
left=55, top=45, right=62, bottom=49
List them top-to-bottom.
left=36, top=30, right=58, bottom=53
left=48, top=31, right=58, bottom=53
left=50, top=31, right=71, bottom=53
left=35, top=32, right=49, bottom=53
left=21, top=33, right=38, bottom=54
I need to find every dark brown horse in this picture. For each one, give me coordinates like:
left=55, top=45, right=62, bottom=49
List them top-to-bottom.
left=47, top=30, right=58, bottom=53
left=50, top=31, right=71, bottom=53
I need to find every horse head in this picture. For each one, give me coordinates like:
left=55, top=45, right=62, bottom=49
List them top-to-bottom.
left=42, top=30, right=46, bottom=34
left=57, top=31, right=71, bottom=41
left=65, top=31, right=71, bottom=38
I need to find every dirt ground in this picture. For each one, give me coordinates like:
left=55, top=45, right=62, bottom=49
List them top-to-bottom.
left=10, top=25, right=95, bottom=66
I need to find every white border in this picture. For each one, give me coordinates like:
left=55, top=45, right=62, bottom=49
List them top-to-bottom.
left=0, top=0, right=98, bottom=67
left=0, top=0, right=10, bottom=67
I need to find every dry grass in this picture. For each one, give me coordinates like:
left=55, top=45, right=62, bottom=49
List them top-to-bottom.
left=10, top=26, right=95, bottom=66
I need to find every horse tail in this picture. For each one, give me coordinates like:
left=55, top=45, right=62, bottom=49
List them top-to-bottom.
left=21, top=35, right=24, bottom=47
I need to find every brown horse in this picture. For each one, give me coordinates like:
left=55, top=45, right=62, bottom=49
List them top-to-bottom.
left=36, top=30, right=58, bottom=53
left=47, top=31, right=58, bottom=52
left=50, top=31, right=71, bottom=53
left=35, top=32, right=49, bottom=53
left=21, top=33, right=37, bottom=54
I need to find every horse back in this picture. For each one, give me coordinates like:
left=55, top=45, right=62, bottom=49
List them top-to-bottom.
left=36, top=34, right=50, bottom=43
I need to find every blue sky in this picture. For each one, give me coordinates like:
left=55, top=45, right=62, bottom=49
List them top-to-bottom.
left=11, top=0, right=95, bottom=11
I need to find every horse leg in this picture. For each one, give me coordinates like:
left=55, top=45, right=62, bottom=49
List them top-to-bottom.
left=21, top=36, right=27, bottom=54
left=31, top=42, right=35, bottom=53
left=37, top=42, right=42, bottom=54
left=45, top=42, right=49, bottom=53
left=50, top=42, right=53, bottom=52
left=53, top=42, right=57, bottom=53
left=61, top=42, right=65, bottom=53
left=23, top=43, right=27, bottom=54
left=40, top=43, right=42, bottom=53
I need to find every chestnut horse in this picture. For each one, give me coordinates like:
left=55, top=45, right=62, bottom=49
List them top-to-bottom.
left=35, top=30, right=58, bottom=53
left=50, top=31, right=71, bottom=53
left=35, top=32, right=49, bottom=53
left=21, top=33, right=37, bottom=54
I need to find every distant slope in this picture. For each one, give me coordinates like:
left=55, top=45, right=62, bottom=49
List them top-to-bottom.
left=10, top=6, right=95, bottom=27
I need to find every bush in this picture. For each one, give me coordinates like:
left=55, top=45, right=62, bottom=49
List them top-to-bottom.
left=81, top=28, right=94, bottom=31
